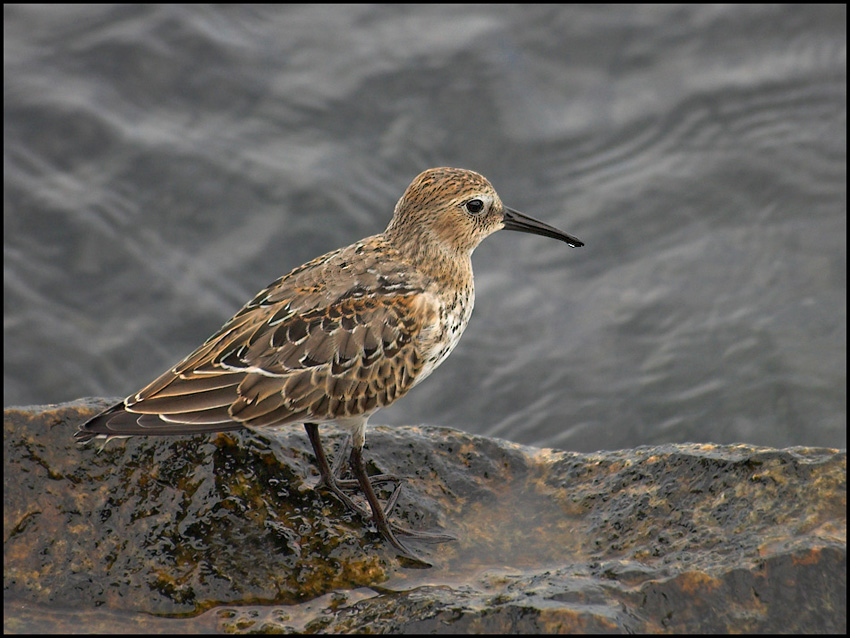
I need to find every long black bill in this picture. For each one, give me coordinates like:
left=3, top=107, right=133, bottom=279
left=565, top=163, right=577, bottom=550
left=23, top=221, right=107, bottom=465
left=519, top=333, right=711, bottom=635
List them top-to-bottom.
left=502, top=207, right=584, bottom=247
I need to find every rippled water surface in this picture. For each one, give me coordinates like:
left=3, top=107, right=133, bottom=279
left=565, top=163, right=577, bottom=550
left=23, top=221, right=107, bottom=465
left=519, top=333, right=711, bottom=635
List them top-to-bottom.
left=4, top=5, right=846, bottom=452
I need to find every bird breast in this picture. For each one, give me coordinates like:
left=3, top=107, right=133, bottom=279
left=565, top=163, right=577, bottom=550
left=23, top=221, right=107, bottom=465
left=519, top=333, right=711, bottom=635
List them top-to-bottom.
left=413, top=283, right=475, bottom=387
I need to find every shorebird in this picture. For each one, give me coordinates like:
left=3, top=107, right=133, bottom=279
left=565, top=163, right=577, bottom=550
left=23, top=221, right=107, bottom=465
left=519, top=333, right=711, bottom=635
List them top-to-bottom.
left=75, top=167, right=583, bottom=564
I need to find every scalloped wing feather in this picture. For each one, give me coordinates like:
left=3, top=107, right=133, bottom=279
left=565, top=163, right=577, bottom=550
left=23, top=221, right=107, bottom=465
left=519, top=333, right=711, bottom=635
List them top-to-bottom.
left=77, top=236, right=440, bottom=439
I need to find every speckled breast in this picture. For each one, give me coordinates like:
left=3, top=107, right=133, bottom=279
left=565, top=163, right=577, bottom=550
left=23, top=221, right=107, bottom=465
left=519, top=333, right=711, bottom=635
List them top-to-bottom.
left=413, top=284, right=475, bottom=387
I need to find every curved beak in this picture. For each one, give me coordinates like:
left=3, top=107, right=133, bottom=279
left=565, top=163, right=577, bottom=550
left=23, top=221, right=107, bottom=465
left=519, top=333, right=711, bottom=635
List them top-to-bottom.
left=502, top=207, right=584, bottom=247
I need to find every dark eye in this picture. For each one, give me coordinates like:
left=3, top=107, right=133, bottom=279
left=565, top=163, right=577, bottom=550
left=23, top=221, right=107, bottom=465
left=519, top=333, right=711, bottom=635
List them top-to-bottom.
left=464, top=199, right=485, bottom=214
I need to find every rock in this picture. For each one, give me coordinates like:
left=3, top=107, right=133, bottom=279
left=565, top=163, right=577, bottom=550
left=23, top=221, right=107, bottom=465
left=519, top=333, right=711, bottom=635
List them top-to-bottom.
left=4, top=399, right=846, bottom=633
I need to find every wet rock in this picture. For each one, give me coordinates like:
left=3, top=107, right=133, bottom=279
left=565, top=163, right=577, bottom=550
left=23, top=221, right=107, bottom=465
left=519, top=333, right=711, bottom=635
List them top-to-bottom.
left=4, top=399, right=846, bottom=633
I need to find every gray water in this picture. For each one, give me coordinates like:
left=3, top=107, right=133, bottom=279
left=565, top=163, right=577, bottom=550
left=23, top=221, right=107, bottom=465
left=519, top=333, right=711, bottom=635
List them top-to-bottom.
left=4, top=4, right=846, bottom=452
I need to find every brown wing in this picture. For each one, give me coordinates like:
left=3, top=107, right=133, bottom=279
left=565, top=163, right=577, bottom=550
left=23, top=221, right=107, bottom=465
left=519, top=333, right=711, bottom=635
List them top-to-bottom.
left=75, top=237, right=437, bottom=440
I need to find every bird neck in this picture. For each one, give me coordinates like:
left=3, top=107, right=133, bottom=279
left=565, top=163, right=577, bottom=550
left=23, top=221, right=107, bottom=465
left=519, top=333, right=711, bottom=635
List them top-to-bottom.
left=382, top=228, right=474, bottom=290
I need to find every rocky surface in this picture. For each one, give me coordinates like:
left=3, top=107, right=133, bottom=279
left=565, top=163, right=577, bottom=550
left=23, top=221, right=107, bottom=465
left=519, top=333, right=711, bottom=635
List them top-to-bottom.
left=4, top=399, right=846, bottom=633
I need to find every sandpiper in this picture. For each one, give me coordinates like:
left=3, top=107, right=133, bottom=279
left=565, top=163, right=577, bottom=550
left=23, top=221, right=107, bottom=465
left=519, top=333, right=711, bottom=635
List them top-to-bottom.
left=75, top=167, right=583, bottom=564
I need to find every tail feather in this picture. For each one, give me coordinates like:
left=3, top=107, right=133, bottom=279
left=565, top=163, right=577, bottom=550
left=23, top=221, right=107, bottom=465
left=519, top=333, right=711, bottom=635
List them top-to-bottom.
left=74, top=401, right=245, bottom=443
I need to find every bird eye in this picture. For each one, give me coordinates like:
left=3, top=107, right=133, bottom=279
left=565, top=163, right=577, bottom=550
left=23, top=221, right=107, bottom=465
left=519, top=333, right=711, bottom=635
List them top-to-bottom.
left=464, top=199, right=485, bottom=214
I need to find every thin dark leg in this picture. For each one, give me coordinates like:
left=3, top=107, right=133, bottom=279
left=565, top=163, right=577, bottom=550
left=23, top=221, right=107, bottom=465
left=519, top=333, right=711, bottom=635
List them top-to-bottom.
left=304, top=422, right=370, bottom=518
left=306, top=423, right=454, bottom=560
left=306, top=423, right=402, bottom=515
left=349, top=444, right=430, bottom=565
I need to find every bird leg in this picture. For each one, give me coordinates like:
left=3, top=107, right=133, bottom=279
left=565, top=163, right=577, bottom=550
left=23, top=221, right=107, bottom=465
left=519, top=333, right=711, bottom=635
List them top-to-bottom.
left=305, top=422, right=372, bottom=518
left=304, top=423, right=401, bottom=518
left=305, top=423, right=453, bottom=562
left=347, top=443, right=456, bottom=557
left=348, top=443, right=430, bottom=565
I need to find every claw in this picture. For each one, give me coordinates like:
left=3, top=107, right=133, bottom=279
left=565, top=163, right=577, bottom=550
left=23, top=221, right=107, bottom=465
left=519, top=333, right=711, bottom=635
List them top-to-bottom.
left=383, top=481, right=402, bottom=517
left=390, top=525, right=456, bottom=543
